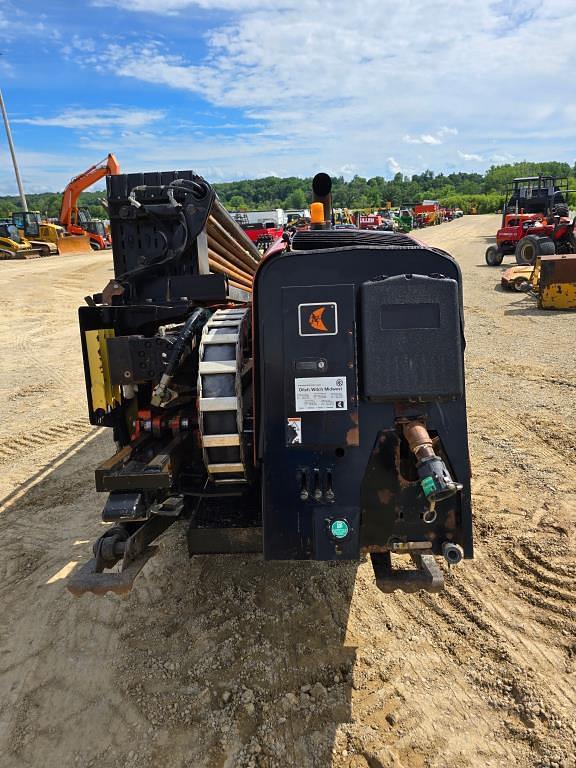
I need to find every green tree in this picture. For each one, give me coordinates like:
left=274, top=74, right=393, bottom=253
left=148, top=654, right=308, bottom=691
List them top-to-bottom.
left=285, top=188, right=307, bottom=209
left=228, top=195, right=247, bottom=211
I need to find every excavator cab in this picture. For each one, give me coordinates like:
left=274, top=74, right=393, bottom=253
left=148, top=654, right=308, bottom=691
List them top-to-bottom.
left=71, top=207, right=110, bottom=249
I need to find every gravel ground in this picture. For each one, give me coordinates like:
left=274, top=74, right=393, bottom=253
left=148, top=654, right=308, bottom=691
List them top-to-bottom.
left=0, top=216, right=574, bottom=768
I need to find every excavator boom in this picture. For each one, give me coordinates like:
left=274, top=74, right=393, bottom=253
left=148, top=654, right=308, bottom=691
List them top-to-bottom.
left=60, top=153, right=120, bottom=229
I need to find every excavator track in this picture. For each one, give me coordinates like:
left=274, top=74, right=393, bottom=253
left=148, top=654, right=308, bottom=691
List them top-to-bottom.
left=28, top=240, right=57, bottom=257
left=0, top=247, right=44, bottom=260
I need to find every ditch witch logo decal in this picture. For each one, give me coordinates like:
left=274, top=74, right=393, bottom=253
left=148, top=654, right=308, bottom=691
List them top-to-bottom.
left=298, top=302, right=338, bottom=336
left=309, top=307, right=328, bottom=332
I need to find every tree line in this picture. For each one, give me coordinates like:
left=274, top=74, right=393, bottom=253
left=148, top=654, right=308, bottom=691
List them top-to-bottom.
left=0, top=161, right=574, bottom=219
left=214, top=161, right=575, bottom=214
left=0, top=190, right=108, bottom=220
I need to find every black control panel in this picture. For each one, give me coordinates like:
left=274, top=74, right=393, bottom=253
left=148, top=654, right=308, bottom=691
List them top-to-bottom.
left=282, top=284, right=358, bottom=449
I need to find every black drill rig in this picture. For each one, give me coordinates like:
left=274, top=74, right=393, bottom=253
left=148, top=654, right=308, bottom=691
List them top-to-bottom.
left=68, top=171, right=472, bottom=596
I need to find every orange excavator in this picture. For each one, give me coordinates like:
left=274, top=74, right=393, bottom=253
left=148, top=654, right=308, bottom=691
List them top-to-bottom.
left=60, top=154, right=120, bottom=250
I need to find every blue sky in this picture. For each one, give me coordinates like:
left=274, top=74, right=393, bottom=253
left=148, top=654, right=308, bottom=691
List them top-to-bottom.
left=0, top=0, right=575, bottom=194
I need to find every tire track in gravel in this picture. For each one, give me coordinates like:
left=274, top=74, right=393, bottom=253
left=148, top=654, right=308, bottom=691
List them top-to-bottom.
left=0, top=418, right=90, bottom=465
left=453, top=571, right=576, bottom=710
left=401, top=583, right=571, bottom=764
left=382, top=592, right=521, bottom=765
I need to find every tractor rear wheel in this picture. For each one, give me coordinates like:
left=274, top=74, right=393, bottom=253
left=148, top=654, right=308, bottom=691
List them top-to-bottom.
left=553, top=203, right=569, bottom=218
left=515, top=235, right=554, bottom=265
left=485, top=245, right=503, bottom=266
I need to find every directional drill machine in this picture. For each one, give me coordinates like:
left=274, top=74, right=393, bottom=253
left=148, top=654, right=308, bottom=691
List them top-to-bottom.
left=69, top=171, right=472, bottom=596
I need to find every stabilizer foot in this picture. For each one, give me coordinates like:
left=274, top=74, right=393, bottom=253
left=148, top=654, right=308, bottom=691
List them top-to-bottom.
left=67, top=511, right=178, bottom=597
left=67, top=547, right=157, bottom=596
left=371, top=550, right=444, bottom=594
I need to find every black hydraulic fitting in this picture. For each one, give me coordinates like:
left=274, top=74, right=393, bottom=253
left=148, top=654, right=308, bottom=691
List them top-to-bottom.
left=417, top=455, right=463, bottom=503
left=442, top=541, right=464, bottom=565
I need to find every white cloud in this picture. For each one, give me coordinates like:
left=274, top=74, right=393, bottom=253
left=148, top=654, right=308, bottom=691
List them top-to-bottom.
left=3, top=0, right=576, bottom=190
left=70, top=0, right=576, bottom=184
left=15, top=107, right=165, bottom=130
left=403, top=126, right=458, bottom=145
left=438, top=126, right=458, bottom=137
left=420, top=134, right=442, bottom=145
left=0, top=149, right=104, bottom=195
left=458, top=150, right=484, bottom=162
left=491, top=153, right=514, bottom=163
left=338, top=164, right=359, bottom=180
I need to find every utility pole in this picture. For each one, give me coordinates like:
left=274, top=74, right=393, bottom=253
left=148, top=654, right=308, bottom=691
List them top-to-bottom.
left=0, top=86, right=28, bottom=211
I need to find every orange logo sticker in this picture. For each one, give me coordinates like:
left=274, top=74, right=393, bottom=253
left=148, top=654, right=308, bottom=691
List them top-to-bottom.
left=298, top=302, right=338, bottom=336
left=308, top=306, right=329, bottom=332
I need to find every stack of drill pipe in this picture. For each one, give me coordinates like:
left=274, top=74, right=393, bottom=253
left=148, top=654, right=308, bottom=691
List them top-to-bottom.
left=206, top=199, right=262, bottom=292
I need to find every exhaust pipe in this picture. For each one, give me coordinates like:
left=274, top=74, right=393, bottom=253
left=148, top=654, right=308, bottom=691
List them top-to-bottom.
left=310, top=172, right=333, bottom=229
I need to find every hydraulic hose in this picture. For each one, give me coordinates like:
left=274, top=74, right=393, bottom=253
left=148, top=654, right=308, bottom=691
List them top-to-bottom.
left=151, top=308, right=210, bottom=407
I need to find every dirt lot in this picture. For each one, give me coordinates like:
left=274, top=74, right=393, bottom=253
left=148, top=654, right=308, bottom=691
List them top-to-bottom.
left=0, top=216, right=574, bottom=768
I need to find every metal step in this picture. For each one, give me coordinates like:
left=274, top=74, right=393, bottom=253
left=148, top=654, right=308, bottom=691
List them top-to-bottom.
left=214, top=309, right=248, bottom=315
left=207, top=320, right=243, bottom=327
left=202, top=333, right=238, bottom=344
left=199, top=361, right=237, bottom=374
left=199, top=396, right=238, bottom=411
left=201, top=434, right=241, bottom=447
left=207, top=463, right=245, bottom=473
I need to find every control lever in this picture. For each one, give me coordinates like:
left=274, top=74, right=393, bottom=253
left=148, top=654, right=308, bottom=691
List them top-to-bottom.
left=313, top=469, right=322, bottom=501
left=298, top=470, right=309, bottom=501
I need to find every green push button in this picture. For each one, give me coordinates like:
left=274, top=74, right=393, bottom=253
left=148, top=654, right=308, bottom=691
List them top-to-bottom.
left=421, top=476, right=437, bottom=497
left=330, top=519, right=349, bottom=539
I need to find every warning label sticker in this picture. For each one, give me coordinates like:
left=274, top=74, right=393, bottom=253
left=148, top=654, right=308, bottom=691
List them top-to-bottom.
left=294, top=377, right=348, bottom=412
left=286, top=417, right=302, bottom=444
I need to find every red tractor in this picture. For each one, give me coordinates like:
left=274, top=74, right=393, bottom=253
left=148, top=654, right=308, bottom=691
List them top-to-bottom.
left=485, top=176, right=574, bottom=266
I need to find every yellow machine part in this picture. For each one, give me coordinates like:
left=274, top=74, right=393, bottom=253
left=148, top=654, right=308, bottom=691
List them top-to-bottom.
left=15, top=222, right=62, bottom=246
left=38, top=222, right=63, bottom=245
left=57, top=234, right=93, bottom=254
left=0, top=236, right=44, bottom=259
left=28, top=239, right=58, bottom=256
left=538, top=254, right=576, bottom=310
left=530, top=258, right=541, bottom=291
left=85, top=329, right=121, bottom=412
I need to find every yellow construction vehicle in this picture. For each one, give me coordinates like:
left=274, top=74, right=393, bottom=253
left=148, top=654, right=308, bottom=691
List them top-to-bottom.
left=11, top=210, right=91, bottom=255
left=12, top=211, right=59, bottom=255
left=0, top=220, right=51, bottom=259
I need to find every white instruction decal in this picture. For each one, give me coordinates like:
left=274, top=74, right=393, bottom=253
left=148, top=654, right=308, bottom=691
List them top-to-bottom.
left=295, top=377, right=347, bottom=412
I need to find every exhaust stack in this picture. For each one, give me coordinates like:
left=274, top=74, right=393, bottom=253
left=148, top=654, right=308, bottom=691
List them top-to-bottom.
left=311, top=172, right=333, bottom=229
